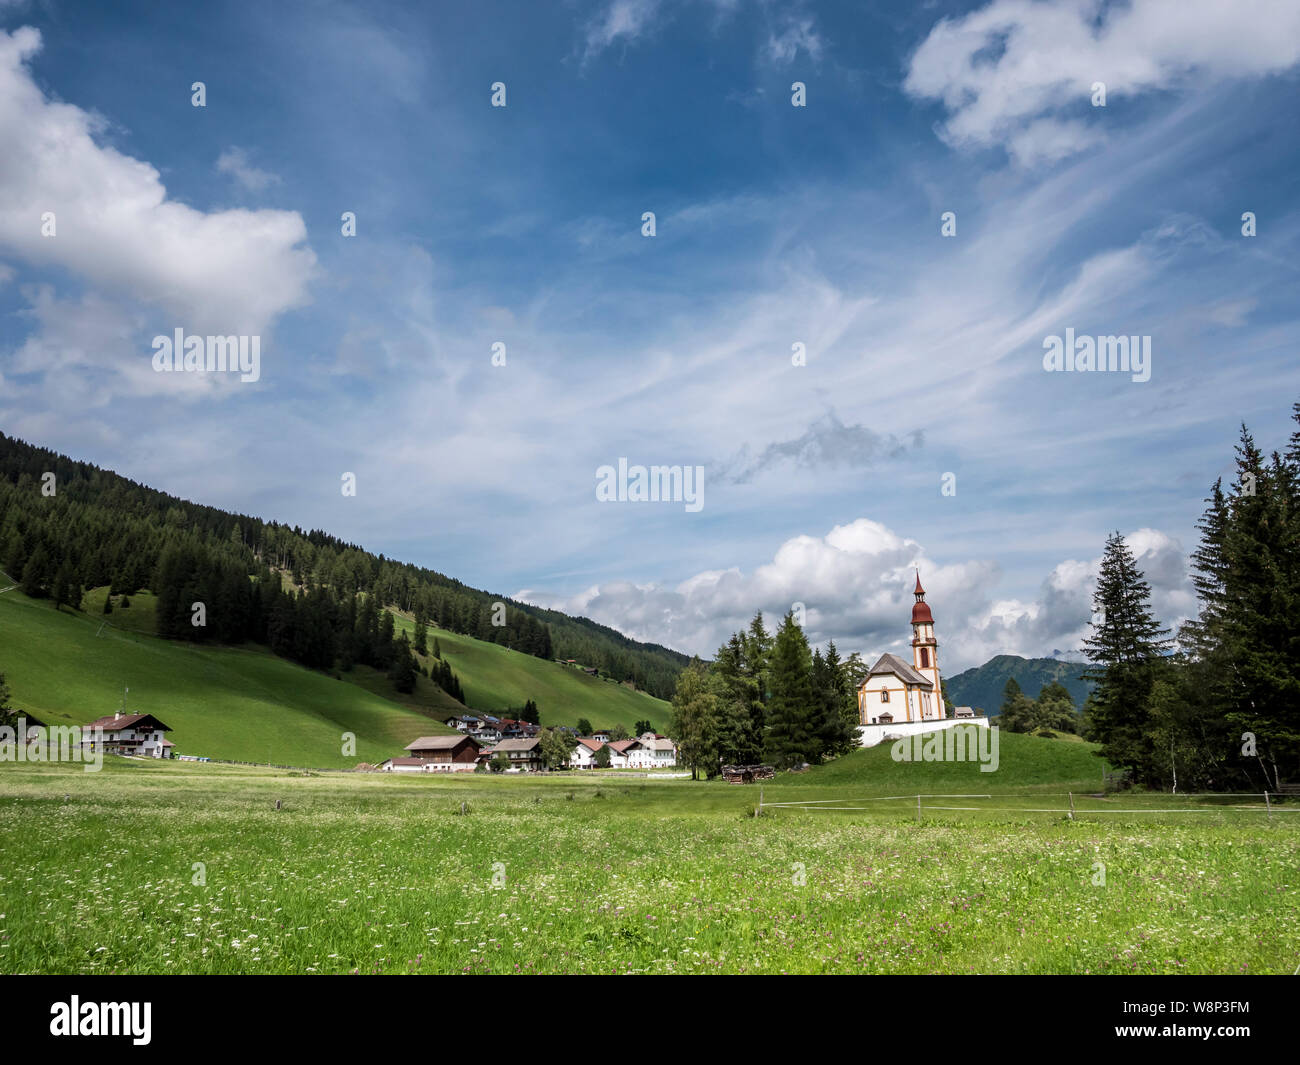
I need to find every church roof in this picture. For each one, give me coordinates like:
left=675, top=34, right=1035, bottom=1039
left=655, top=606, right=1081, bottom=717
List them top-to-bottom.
left=866, top=653, right=934, bottom=689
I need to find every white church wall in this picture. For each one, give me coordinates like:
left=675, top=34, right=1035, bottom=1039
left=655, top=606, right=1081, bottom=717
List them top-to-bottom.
left=857, top=716, right=990, bottom=749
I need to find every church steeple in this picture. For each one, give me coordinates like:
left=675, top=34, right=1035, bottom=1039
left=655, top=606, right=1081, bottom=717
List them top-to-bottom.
left=909, top=571, right=945, bottom=719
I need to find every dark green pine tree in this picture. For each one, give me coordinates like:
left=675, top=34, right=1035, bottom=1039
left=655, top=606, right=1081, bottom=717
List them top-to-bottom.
left=1204, top=418, right=1300, bottom=787
left=1082, top=531, right=1171, bottom=781
left=20, top=543, right=49, bottom=598
left=51, top=560, right=74, bottom=611
left=763, top=611, right=817, bottom=769
left=387, top=632, right=416, bottom=694
left=711, top=633, right=762, bottom=763
left=819, top=640, right=860, bottom=758
left=997, top=675, right=1037, bottom=733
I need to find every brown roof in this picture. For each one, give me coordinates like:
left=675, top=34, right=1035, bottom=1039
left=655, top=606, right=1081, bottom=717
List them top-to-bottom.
left=83, top=713, right=172, bottom=732
left=405, top=734, right=480, bottom=752
left=492, top=737, right=540, bottom=752
left=576, top=737, right=606, bottom=752
left=608, top=739, right=638, bottom=753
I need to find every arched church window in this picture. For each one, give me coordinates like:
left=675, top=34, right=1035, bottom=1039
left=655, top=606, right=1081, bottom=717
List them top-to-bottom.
left=919, top=648, right=930, bottom=668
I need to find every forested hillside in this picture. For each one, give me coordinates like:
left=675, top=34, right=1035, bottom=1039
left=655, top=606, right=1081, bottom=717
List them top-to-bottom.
left=0, top=433, right=689, bottom=701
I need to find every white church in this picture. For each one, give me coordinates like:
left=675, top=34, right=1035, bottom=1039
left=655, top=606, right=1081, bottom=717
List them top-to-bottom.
left=855, top=573, right=986, bottom=748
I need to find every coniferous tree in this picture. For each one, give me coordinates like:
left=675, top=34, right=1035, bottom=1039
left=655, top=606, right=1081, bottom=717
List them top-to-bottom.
left=1082, top=531, right=1171, bottom=782
left=763, top=612, right=817, bottom=769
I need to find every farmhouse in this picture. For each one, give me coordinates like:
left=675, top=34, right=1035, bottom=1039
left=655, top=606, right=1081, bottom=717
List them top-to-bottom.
left=81, top=712, right=174, bottom=758
left=403, top=734, right=482, bottom=772
left=489, top=737, right=545, bottom=772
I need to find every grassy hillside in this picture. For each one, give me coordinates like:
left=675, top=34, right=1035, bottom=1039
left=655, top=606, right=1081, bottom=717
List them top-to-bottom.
left=0, top=586, right=456, bottom=767
left=390, top=611, right=671, bottom=732
left=946, top=654, right=1094, bottom=714
left=772, top=729, right=1108, bottom=792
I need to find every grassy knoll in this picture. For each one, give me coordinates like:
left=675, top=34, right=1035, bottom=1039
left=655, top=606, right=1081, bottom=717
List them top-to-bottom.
left=0, top=589, right=453, bottom=767
left=1, top=753, right=1296, bottom=975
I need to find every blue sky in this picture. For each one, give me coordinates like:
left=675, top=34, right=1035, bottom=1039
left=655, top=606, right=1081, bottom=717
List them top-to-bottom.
left=2, top=0, right=1298, bottom=670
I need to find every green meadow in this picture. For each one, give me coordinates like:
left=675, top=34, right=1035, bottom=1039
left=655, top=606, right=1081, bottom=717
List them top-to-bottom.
left=0, top=586, right=669, bottom=768
left=0, top=586, right=452, bottom=766
left=1, top=738, right=1296, bottom=975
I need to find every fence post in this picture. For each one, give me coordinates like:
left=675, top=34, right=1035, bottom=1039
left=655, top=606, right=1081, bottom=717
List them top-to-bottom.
left=757, top=786, right=763, bottom=818
left=1265, top=791, right=1271, bottom=823
left=1068, top=792, right=1075, bottom=820
left=916, top=794, right=921, bottom=823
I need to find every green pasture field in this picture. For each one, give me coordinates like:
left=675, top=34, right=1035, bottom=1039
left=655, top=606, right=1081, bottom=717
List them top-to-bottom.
left=2, top=738, right=1296, bottom=975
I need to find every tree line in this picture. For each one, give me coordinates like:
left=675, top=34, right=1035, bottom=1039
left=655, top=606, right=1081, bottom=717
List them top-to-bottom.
left=1081, top=401, right=1300, bottom=791
left=0, top=432, right=688, bottom=700
left=669, top=611, right=860, bottom=778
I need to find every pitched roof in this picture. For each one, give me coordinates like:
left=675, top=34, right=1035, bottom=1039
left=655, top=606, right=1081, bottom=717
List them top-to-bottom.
left=866, top=653, right=933, bottom=689
left=83, top=713, right=172, bottom=732
left=405, top=734, right=480, bottom=752
left=492, top=737, right=540, bottom=752
left=576, top=737, right=606, bottom=752
left=608, top=739, right=639, bottom=753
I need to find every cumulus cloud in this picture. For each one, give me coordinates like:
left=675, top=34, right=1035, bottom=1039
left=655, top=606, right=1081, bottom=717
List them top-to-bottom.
left=904, top=0, right=1300, bottom=165
left=0, top=27, right=316, bottom=337
left=519, top=519, right=1197, bottom=672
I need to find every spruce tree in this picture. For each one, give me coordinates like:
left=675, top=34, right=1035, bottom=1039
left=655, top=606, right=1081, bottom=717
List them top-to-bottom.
left=1082, top=531, right=1171, bottom=781
left=763, top=612, right=816, bottom=769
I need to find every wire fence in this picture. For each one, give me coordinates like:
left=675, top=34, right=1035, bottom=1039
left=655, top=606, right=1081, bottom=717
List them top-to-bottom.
left=755, top=789, right=1300, bottom=821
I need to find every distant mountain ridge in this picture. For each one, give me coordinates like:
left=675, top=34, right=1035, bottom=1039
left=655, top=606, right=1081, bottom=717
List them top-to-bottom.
left=946, top=654, right=1093, bottom=715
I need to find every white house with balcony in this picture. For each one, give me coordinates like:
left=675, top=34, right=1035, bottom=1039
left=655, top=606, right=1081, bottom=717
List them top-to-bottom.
left=81, top=712, right=174, bottom=758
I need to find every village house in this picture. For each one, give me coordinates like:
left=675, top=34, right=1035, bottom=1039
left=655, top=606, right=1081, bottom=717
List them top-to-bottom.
left=81, top=712, right=174, bottom=758
left=472, top=716, right=504, bottom=742
left=628, top=733, right=677, bottom=769
left=403, top=734, right=482, bottom=772
left=489, top=736, right=545, bottom=772
left=569, top=736, right=610, bottom=769
left=607, top=738, right=639, bottom=767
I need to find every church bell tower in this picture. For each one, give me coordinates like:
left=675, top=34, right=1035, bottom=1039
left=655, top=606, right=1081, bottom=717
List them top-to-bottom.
left=910, top=572, right=945, bottom=719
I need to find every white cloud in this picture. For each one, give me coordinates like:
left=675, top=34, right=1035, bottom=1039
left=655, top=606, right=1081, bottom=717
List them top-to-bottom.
left=583, top=0, right=662, bottom=59
left=905, top=0, right=1300, bottom=165
left=765, top=16, right=822, bottom=66
left=0, top=27, right=316, bottom=337
left=216, top=146, right=282, bottom=194
left=519, top=519, right=1197, bottom=672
